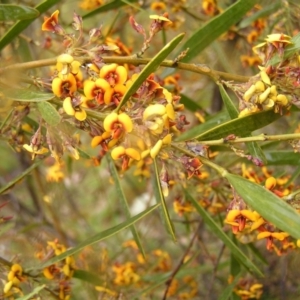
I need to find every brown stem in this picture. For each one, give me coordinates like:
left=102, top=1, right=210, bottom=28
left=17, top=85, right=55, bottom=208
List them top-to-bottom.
left=0, top=57, right=250, bottom=82
left=162, top=221, right=201, bottom=300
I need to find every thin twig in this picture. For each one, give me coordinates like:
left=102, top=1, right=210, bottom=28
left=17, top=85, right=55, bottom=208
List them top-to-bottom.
left=0, top=56, right=250, bottom=82
left=162, top=221, right=202, bottom=300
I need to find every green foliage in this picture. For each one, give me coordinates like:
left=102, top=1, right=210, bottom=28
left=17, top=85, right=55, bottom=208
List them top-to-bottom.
left=1, top=1, right=300, bottom=299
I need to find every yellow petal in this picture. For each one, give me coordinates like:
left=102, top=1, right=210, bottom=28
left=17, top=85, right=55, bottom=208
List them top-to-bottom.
left=57, top=53, right=74, bottom=64
left=52, top=77, right=63, bottom=97
left=83, top=80, right=97, bottom=100
left=63, top=97, right=75, bottom=116
left=143, top=104, right=166, bottom=121
left=75, top=109, right=87, bottom=121
left=103, top=112, right=119, bottom=132
left=118, top=113, right=133, bottom=133
left=150, top=140, right=163, bottom=158
left=111, top=146, right=126, bottom=160
left=125, top=148, right=141, bottom=160
left=225, top=209, right=241, bottom=222
left=257, top=231, right=271, bottom=240
left=3, top=281, right=13, bottom=294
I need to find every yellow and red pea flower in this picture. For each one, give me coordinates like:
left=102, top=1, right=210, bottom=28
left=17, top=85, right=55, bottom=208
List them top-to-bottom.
left=99, top=63, right=127, bottom=87
left=52, top=73, right=77, bottom=98
left=83, top=78, right=113, bottom=105
left=63, top=96, right=87, bottom=121
left=103, top=112, right=133, bottom=140
left=111, top=146, right=141, bottom=171
left=224, top=209, right=258, bottom=234
left=257, top=230, right=289, bottom=251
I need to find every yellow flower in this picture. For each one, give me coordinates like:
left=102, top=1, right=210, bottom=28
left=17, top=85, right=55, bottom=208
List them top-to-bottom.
left=56, top=54, right=81, bottom=76
left=99, top=63, right=127, bottom=87
left=52, top=73, right=77, bottom=98
left=83, top=78, right=113, bottom=104
left=63, top=96, right=87, bottom=121
left=103, top=112, right=133, bottom=139
left=23, top=144, right=48, bottom=160
left=111, top=146, right=141, bottom=171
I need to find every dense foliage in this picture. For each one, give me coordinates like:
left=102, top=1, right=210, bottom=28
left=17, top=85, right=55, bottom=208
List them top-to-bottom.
left=1, top=1, right=300, bottom=299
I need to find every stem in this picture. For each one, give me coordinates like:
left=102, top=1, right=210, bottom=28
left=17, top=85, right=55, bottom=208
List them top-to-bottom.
left=0, top=56, right=250, bottom=82
left=175, top=133, right=300, bottom=146
left=162, top=221, right=201, bottom=300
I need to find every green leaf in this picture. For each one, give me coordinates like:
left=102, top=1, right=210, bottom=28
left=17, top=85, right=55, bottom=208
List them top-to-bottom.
left=0, top=0, right=61, bottom=51
left=82, top=0, right=139, bottom=19
left=178, top=0, right=258, bottom=62
left=238, top=2, right=281, bottom=29
left=0, top=4, right=39, bottom=21
left=116, top=33, right=185, bottom=112
left=219, top=84, right=239, bottom=119
left=3, top=89, right=54, bottom=102
left=179, top=93, right=204, bottom=112
left=36, top=101, right=61, bottom=126
left=176, top=110, right=281, bottom=142
left=245, top=141, right=267, bottom=165
left=77, top=148, right=92, bottom=159
left=264, top=151, right=300, bottom=165
left=107, top=155, right=145, bottom=257
left=153, top=159, right=176, bottom=241
left=0, top=160, right=43, bottom=195
left=225, top=173, right=300, bottom=239
left=185, top=190, right=263, bottom=276
left=40, top=204, right=160, bottom=268
left=73, top=269, right=103, bottom=286
left=218, top=272, right=241, bottom=300
left=15, top=285, right=45, bottom=300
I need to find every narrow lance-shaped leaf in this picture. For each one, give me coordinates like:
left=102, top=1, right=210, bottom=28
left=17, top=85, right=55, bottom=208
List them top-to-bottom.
left=0, top=0, right=61, bottom=51
left=82, top=0, right=139, bottom=19
left=177, top=0, right=258, bottom=62
left=0, top=4, right=39, bottom=21
left=116, top=33, right=185, bottom=112
left=218, top=84, right=239, bottom=119
left=219, top=84, right=266, bottom=164
left=3, top=89, right=54, bottom=102
left=179, top=93, right=204, bottom=112
left=36, top=102, right=61, bottom=127
left=176, top=110, right=281, bottom=142
left=264, top=151, right=300, bottom=165
left=107, top=155, right=145, bottom=258
left=153, top=159, right=176, bottom=241
left=0, top=160, right=43, bottom=195
left=225, top=173, right=300, bottom=239
left=185, top=190, right=263, bottom=277
left=40, top=204, right=160, bottom=268
left=73, top=270, right=103, bottom=286
left=218, top=272, right=242, bottom=300
left=15, top=285, right=45, bottom=300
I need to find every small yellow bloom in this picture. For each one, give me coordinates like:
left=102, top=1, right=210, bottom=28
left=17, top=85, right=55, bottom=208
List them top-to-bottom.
left=99, top=63, right=127, bottom=87
left=52, top=73, right=77, bottom=97
left=83, top=78, right=113, bottom=104
left=103, top=112, right=133, bottom=139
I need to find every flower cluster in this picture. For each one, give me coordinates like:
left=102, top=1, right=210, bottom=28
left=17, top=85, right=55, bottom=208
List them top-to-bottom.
left=224, top=165, right=297, bottom=256
left=40, top=240, right=75, bottom=300
left=3, top=264, right=25, bottom=298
